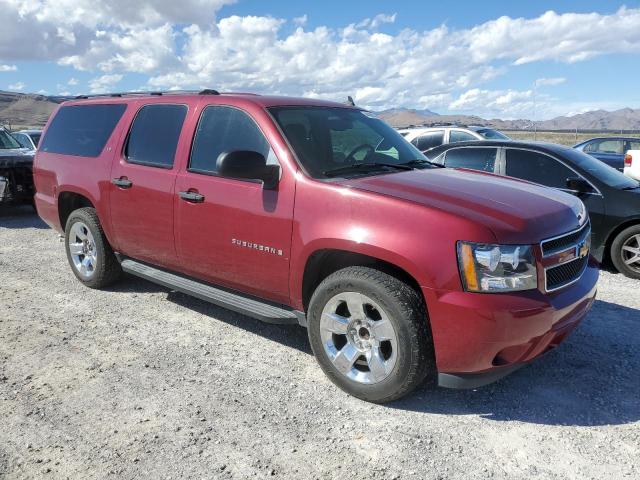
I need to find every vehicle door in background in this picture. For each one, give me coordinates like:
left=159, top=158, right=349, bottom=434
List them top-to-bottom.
left=109, top=103, right=188, bottom=268
left=174, top=105, right=294, bottom=304
left=412, top=130, right=444, bottom=151
left=448, top=130, right=478, bottom=144
left=583, top=139, right=625, bottom=170
left=442, top=147, right=500, bottom=173
left=504, top=148, right=606, bottom=238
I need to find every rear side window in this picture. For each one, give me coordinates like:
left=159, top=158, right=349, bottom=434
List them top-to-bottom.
left=40, top=104, right=126, bottom=157
left=125, top=104, right=187, bottom=168
left=190, top=106, right=275, bottom=174
left=449, top=130, right=477, bottom=143
left=412, top=131, right=444, bottom=151
left=444, top=147, right=498, bottom=172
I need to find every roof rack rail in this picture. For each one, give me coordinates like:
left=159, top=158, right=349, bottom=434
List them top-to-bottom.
left=73, top=89, right=222, bottom=100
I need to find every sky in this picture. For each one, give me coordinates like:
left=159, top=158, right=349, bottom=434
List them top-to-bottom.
left=1, top=0, right=640, bottom=119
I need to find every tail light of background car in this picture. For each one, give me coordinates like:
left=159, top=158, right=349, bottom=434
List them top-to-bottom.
left=625, top=153, right=633, bottom=167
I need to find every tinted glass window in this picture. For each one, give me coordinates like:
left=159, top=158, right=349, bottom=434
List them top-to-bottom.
left=40, top=104, right=126, bottom=157
left=125, top=104, right=187, bottom=168
left=190, top=106, right=276, bottom=174
left=269, top=107, right=427, bottom=178
left=476, top=128, right=510, bottom=140
left=0, top=129, right=22, bottom=149
left=449, top=130, right=477, bottom=143
left=414, top=131, right=444, bottom=151
left=12, top=133, right=32, bottom=149
left=30, top=133, right=41, bottom=146
left=587, top=139, right=624, bottom=154
left=626, top=140, right=640, bottom=151
left=444, top=147, right=497, bottom=172
left=562, top=148, right=638, bottom=190
left=505, top=149, right=581, bottom=190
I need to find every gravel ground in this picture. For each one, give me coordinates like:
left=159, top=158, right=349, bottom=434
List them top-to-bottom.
left=1, top=206, right=639, bottom=480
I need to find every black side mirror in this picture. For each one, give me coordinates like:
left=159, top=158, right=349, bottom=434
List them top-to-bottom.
left=217, top=150, right=280, bottom=189
left=566, top=177, right=592, bottom=193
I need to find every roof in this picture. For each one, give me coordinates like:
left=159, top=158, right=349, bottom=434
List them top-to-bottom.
left=62, top=90, right=354, bottom=110
left=397, top=124, right=496, bottom=132
left=424, top=139, right=576, bottom=158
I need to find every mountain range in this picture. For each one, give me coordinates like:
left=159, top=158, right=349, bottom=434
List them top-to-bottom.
left=1, top=91, right=640, bottom=132
left=376, top=107, right=640, bottom=131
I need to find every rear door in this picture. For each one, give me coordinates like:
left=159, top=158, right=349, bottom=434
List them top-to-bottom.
left=109, top=102, right=188, bottom=268
left=174, top=104, right=295, bottom=304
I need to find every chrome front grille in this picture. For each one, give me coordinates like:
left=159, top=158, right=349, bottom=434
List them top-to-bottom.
left=541, top=222, right=591, bottom=292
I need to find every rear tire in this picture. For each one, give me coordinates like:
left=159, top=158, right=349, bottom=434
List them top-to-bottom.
left=64, top=207, right=122, bottom=288
left=611, top=225, right=640, bottom=279
left=307, top=266, right=435, bottom=403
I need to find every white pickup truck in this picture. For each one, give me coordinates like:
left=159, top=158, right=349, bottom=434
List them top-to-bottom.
left=624, top=150, right=640, bottom=180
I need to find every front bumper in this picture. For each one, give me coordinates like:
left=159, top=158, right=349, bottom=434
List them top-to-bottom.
left=423, top=258, right=599, bottom=388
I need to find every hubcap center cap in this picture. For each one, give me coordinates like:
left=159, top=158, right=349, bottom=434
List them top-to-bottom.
left=358, top=326, right=370, bottom=340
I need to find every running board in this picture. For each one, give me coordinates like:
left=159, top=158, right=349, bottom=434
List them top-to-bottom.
left=120, top=259, right=302, bottom=326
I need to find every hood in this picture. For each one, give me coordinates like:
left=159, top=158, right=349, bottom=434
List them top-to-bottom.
left=0, top=150, right=34, bottom=168
left=341, top=168, right=586, bottom=244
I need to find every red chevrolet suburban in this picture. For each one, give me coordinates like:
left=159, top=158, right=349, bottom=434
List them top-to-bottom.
left=34, top=91, right=598, bottom=402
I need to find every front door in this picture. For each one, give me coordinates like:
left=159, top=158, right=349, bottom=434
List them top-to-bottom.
left=109, top=102, right=188, bottom=268
left=174, top=105, right=295, bottom=304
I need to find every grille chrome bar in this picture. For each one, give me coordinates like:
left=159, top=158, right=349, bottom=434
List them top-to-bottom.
left=541, top=222, right=591, bottom=292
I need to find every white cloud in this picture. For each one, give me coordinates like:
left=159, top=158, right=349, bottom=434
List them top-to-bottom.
left=1, top=3, right=640, bottom=115
left=356, top=13, right=397, bottom=29
left=292, top=15, right=307, bottom=27
left=0, top=64, right=17, bottom=72
left=88, top=74, right=123, bottom=93
left=67, top=77, right=79, bottom=85
left=535, top=77, right=566, bottom=87
left=8, top=81, right=25, bottom=91
left=449, top=88, right=536, bottom=118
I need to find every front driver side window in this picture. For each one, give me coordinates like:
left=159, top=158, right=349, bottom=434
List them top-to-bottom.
left=190, top=106, right=277, bottom=174
left=587, top=139, right=624, bottom=154
left=505, top=149, right=592, bottom=191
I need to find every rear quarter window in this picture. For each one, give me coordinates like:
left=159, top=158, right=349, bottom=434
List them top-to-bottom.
left=40, top=104, right=127, bottom=157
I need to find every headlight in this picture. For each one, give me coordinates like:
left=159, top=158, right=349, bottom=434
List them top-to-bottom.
left=457, top=241, right=538, bottom=293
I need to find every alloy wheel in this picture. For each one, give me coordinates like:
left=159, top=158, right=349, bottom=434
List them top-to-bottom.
left=68, top=221, right=98, bottom=279
left=621, top=234, right=640, bottom=273
left=320, top=292, right=398, bottom=384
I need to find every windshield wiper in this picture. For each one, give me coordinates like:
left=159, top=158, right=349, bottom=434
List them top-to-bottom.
left=399, top=158, right=445, bottom=168
left=323, top=162, right=413, bottom=177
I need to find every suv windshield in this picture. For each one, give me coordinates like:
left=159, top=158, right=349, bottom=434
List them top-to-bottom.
left=269, top=107, right=428, bottom=178
left=476, top=128, right=510, bottom=140
left=0, top=129, right=22, bottom=149
left=564, top=148, right=639, bottom=189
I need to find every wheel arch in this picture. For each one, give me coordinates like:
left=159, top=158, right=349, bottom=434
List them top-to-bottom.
left=57, top=190, right=96, bottom=230
left=602, top=218, right=640, bottom=267
left=300, top=248, right=425, bottom=313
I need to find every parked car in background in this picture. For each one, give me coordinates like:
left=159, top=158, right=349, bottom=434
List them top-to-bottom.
left=34, top=91, right=597, bottom=402
left=397, top=125, right=510, bottom=151
left=0, top=127, right=35, bottom=206
left=12, top=129, right=42, bottom=151
left=573, top=136, right=640, bottom=171
left=424, top=140, right=640, bottom=279
left=624, top=150, right=640, bottom=181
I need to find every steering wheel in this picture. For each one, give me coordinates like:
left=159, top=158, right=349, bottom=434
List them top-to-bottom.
left=344, top=144, right=374, bottom=163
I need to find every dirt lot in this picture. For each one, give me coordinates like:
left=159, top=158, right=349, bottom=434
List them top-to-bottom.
left=1, top=206, right=639, bottom=480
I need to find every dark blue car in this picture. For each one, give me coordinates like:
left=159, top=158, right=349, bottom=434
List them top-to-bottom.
left=574, top=136, right=640, bottom=171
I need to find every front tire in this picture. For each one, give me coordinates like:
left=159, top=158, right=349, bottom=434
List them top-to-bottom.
left=64, top=207, right=122, bottom=288
left=611, top=225, right=640, bottom=279
left=307, top=266, right=435, bottom=403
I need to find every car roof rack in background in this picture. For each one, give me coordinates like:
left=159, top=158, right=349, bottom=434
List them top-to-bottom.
left=74, top=89, right=222, bottom=100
